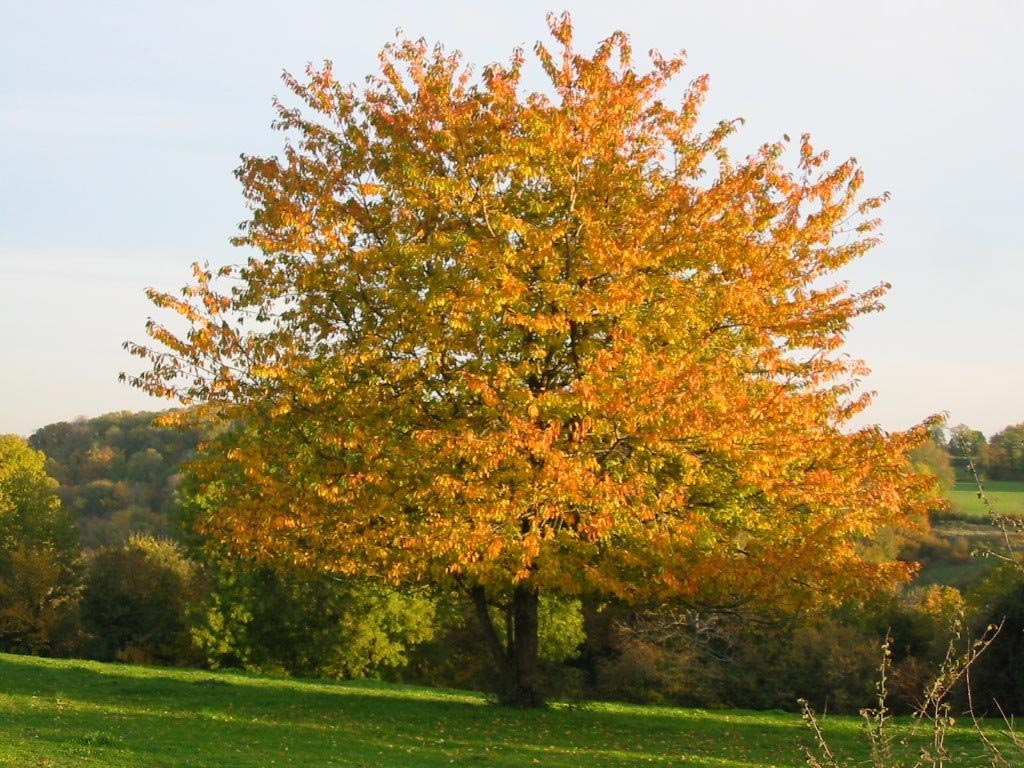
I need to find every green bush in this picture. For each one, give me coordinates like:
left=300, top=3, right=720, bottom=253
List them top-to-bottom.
left=81, top=534, right=200, bottom=665
left=193, top=561, right=436, bottom=679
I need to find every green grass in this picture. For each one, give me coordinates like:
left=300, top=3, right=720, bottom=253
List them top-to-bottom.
left=914, top=481, right=1024, bottom=588
left=947, top=481, right=1024, bottom=517
left=1, top=653, right=1020, bottom=767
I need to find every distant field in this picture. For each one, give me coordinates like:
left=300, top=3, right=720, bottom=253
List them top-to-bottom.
left=921, top=480, right=1024, bottom=587
left=947, top=480, right=1024, bottom=517
left=1, top=653, right=1019, bottom=767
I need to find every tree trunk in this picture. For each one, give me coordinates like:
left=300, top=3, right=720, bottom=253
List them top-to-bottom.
left=469, top=583, right=542, bottom=707
left=508, top=583, right=541, bottom=706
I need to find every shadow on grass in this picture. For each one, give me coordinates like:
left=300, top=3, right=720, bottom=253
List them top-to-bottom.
left=0, top=653, right=823, bottom=768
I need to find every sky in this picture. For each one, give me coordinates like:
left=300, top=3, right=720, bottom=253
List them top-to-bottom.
left=1, top=0, right=1021, bottom=438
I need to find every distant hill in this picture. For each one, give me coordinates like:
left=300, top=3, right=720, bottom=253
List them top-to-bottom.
left=28, top=411, right=208, bottom=548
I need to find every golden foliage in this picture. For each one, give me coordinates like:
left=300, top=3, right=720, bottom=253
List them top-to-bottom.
left=125, top=14, right=935, bottom=610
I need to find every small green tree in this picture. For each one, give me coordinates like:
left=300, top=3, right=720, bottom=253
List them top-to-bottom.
left=947, top=424, right=989, bottom=481
left=0, top=435, right=80, bottom=655
left=910, top=437, right=956, bottom=495
left=81, top=534, right=200, bottom=665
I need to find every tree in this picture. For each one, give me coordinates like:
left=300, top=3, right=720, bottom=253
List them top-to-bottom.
left=125, top=15, right=935, bottom=705
left=946, top=423, right=988, bottom=481
left=987, top=423, right=1024, bottom=481
left=0, top=435, right=80, bottom=654
left=909, top=435, right=955, bottom=494
left=81, top=534, right=199, bottom=665
left=966, top=562, right=1024, bottom=714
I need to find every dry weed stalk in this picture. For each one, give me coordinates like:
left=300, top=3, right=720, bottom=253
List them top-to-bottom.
left=802, top=622, right=1004, bottom=768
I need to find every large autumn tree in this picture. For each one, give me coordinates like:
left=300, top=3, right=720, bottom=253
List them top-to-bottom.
left=126, top=15, right=935, bottom=705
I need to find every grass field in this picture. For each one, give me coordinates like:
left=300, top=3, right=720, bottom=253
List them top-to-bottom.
left=947, top=480, right=1024, bottom=516
left=911, top=481, right=1024, bottom=588
left=2, top=653, right=1021, bottom=767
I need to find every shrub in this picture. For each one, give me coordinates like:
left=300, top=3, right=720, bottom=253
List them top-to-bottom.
left=81, top=534, right=200, bottom=665
left=193, top=562, right=437, bottom=679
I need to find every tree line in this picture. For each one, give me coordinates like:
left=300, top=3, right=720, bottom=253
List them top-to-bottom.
left=2, top=411, right=1023, bottom=713
left=908, top=421, right=1024, bottom=498
left=946, top=423, right=1024, bottom=482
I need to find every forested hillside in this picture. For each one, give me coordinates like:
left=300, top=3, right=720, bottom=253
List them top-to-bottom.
left=28, top=412, right=207, bottom=547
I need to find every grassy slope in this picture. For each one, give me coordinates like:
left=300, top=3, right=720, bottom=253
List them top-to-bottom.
left=947, top=481, right=1024, bottom=516
left=914, top=482, right=1024, bottom=587
left=1, top=654, right=1016, bottom=768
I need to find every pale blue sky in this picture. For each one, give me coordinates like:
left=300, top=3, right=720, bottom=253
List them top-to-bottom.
left=1, top=1, right=1021, bottom=437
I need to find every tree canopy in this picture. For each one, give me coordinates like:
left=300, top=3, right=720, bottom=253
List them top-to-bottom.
left=126, top=14, right=935, bottom=704
left=29, top=411, right=208, bottom=547
left=987, top=423, right=1024, bottom=481
left=0, top=434, right=79, bottom=654
left=0, top=435, right=72, bottom=554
